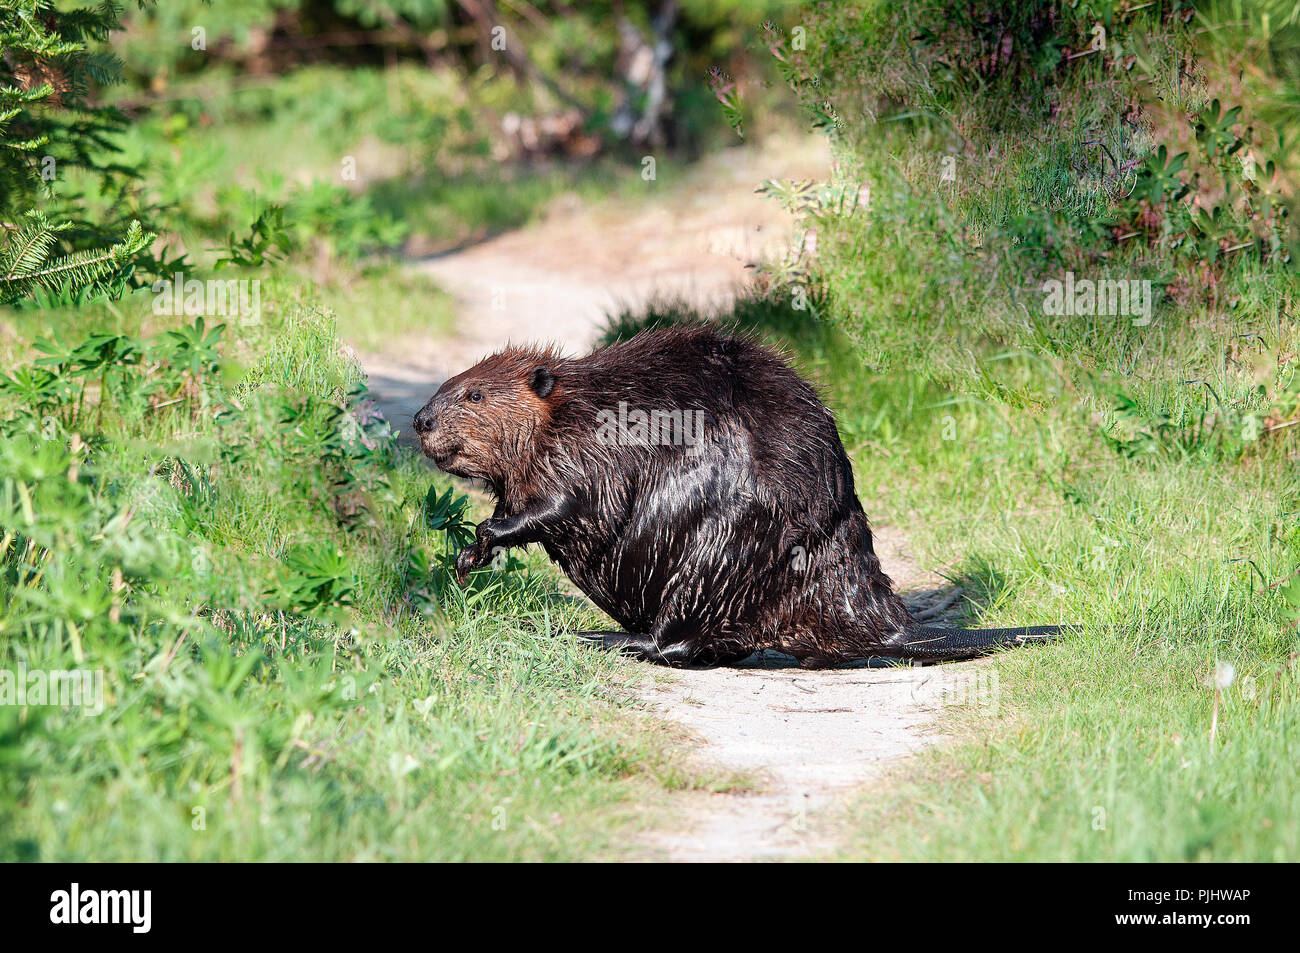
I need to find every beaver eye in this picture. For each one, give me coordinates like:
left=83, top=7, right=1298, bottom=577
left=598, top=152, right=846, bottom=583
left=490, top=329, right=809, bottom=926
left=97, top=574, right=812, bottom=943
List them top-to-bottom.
left=467, top=390, right=483, bottom=403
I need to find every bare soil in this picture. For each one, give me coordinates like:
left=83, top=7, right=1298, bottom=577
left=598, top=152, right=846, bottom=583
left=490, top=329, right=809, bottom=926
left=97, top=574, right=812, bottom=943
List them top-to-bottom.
left=360, top=135, right=829, bottom=439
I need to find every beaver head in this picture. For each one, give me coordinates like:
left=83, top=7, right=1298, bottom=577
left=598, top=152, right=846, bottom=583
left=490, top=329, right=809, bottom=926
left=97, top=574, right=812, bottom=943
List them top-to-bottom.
left=413, top=347, right=557, bottom=483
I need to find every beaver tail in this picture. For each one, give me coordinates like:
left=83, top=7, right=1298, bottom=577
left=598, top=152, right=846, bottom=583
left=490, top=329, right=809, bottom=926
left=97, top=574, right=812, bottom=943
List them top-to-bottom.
left=890, top=624, right=1063, bottom=662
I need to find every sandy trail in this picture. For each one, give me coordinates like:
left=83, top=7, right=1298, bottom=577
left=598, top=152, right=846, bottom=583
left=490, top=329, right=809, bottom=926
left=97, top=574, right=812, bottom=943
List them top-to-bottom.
left=354, top=135, right=974, bottom=862
left=360, top=135, right=828, bottom=437
left=636, top=528, right=977, bottom=862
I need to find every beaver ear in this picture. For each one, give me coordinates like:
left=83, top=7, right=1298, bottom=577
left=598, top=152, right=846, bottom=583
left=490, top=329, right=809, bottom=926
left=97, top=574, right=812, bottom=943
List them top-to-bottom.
left=529, top=366, right=555, bottom=399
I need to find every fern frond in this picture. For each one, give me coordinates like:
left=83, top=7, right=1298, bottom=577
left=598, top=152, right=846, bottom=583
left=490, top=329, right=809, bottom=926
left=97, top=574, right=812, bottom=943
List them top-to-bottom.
left=0, top=213, right=151, bottom=304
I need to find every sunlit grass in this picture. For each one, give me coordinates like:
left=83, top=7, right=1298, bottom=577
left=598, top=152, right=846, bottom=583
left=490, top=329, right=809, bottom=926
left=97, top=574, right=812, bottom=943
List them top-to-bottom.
left=0, top=292, right=686, bottom=862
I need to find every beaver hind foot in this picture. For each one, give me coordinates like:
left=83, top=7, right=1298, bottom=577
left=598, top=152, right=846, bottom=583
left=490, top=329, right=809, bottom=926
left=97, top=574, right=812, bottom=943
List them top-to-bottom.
left=572, top=632, right=754, bottom=668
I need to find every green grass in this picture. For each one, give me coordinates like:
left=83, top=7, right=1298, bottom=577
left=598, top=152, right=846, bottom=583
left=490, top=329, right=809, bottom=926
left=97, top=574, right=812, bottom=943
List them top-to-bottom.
left=7, top=0, right=1300, bottom=864
left=78, top=61, right=736, bottom=352
left=98, top=63, right=657, bottom=261
left=600, top=241, right=1299, bottom=864
left=312, top=263, right=456, bottom=352
left=0, top=265, right=455, bottom=363
left=0, top=288, right=705, bottom=862
left=828, top=362, right=1300, bottom=862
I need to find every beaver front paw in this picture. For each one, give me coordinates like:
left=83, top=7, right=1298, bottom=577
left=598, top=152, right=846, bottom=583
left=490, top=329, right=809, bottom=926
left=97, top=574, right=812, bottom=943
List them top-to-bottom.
left=474, top=518, right=501, bottom=547
left=454, top=543, right=491, bottom=586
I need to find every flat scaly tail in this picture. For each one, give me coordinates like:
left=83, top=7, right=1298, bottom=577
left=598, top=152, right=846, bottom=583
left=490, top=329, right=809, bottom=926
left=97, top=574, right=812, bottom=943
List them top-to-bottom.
left=892, top=624, right=1064, bottom=662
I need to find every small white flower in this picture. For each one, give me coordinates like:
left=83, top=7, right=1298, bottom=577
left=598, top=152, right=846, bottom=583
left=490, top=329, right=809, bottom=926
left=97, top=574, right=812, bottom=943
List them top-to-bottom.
left=1206, top=661, right=1235, bottom=690
left=390, top=752, right=420, bottom=778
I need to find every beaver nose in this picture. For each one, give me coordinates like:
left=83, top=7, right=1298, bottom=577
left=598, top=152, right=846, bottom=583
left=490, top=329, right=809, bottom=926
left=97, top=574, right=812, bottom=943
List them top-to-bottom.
left=413, top=403, right=437, bottom=435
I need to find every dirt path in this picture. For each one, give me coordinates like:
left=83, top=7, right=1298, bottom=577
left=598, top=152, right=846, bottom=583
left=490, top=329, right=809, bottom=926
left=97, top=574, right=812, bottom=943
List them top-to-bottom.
left=353, top=134, right=974, bottom=862
left=360, top=134, right=829, bottom=438
left=636, top=528, right=975, bottom=862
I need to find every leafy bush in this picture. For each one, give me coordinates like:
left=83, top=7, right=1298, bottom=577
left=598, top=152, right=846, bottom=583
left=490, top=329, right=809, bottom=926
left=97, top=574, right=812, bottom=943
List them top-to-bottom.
left=0, top=0, right=155, bottom=304
left=727, top=1, right=1300, bottom=462
left=0, top=297, right=655, bottom=860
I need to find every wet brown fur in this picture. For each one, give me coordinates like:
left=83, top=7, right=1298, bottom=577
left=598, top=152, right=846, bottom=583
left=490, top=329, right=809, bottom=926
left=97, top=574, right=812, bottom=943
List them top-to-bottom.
left=414, top=327, right=1060, bottom=667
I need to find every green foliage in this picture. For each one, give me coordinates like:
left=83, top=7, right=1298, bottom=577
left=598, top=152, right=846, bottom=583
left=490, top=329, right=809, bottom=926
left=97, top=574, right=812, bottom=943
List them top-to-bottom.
left=0, top=0, right=155, bottom=306
left=114, top=0, right=784, bottom=150
left=590, top=0, right=1300, bottom=861
left=729, top=0, right=1300, bottom=465
left=707, top=67, right=743, bottom=138
left=215, top=205, right=291, bottom=271
left=0, top=211, right=152, bottom=305
left=602, top=278, right=1300, bottom=860
left=0, top=299, right=658, bottom=861
left=422, top=484, right=473, bottom=550
left=276, top=543, right=358, bottom=613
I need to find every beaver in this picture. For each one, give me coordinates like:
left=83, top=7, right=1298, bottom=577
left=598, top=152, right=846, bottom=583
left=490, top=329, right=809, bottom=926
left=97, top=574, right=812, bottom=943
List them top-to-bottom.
left=412, top=326, right=1061, bottom=667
